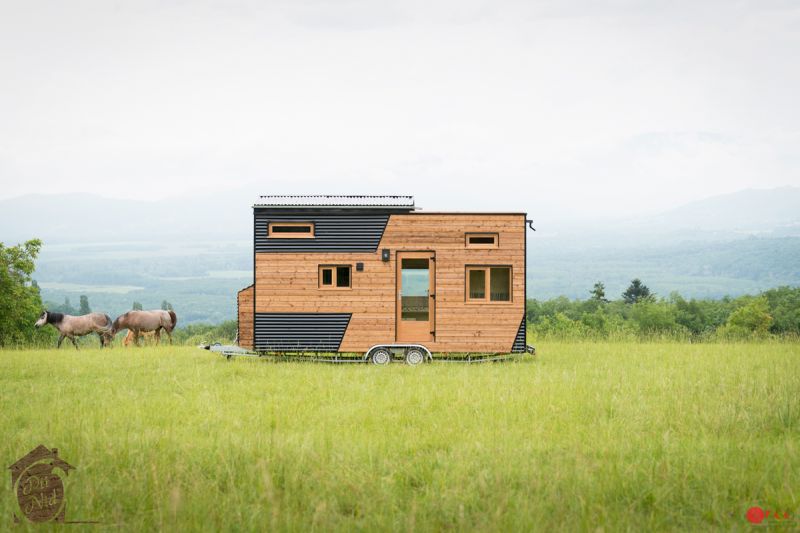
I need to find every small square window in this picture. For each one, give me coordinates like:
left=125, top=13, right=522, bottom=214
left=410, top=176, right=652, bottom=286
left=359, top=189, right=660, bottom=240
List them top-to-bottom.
left=269, top=222, right=314, bottom=238
left=466, top=233, right=498, bottom=248
left=319, top=265, right=351, bottom=289
left=466, top=266, right=511, bottom=302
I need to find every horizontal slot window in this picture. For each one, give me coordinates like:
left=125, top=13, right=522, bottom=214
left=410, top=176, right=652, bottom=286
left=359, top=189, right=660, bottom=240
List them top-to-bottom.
left=269, top=222, right=314, bottom=238
left=466, top=233, right=498, bottom=248
left=319, top=265, right=351, bottom=289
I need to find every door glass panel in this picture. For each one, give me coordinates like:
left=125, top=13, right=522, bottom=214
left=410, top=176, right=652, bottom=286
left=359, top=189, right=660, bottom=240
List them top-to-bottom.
left=401, top=258, right=429, bottom=321
left=490, top=267, right=511, bottom=301
left=469, top=269, right=486, bottom=299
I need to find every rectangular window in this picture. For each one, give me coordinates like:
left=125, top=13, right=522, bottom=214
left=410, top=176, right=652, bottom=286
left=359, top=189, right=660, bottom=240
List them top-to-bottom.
left=268, top=222, right=314, bottom=238
left=465, top=233, right=498, bottom=248
left=319, top=265, right=351, bottom=289
left=336, top=266, right=350, bottom=288
left=466, top=266, right=511, bottom=302
left=489, top=267, right=511, bottom=301
left=468, top=268, right=486, bottom=299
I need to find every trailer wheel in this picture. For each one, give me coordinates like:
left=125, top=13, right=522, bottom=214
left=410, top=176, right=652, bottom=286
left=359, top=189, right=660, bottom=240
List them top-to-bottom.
left=371, top=348, right=391, bottom=365
left=405, top=348, right=425, bottom=366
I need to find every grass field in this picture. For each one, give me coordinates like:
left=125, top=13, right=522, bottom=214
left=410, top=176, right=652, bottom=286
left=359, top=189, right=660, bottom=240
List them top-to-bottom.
left=1, top=343, right=799, bottom=531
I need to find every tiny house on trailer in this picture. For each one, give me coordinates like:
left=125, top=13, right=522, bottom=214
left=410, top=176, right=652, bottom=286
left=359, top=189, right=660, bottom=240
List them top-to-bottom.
left=237, top=195, right=530, bottom=364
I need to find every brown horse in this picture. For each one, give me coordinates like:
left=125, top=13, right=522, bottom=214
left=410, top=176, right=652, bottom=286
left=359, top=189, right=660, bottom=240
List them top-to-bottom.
left=113, top=310, right=177, bottom=346
left=35, top=311, right=114, bottom=349
left=123, top=330, right=155, bottom=346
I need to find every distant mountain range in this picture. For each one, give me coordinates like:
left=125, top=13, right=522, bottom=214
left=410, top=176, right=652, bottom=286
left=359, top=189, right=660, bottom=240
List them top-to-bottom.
left=2, top=186, right=799, bottom=245
left=532, top=186, right=800, bottom=251
left=645, top=186, right=800, bottom=234
left=2, top=187, right=798, bottom=320
left=526, top=187, right=800, bottom=299
left=0, top=191, right=252, bottom=244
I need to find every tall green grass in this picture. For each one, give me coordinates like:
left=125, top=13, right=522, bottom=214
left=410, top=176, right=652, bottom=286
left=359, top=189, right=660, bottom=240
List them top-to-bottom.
left=1, top=343, right=798, bottom=531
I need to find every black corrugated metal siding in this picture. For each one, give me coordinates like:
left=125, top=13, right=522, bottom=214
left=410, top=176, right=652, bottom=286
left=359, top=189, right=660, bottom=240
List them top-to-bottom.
left=254, top=210, right=392, bottom=252
left=254, top=313, right=351, bottom=352
left=512, top=316, right=526, bottom=353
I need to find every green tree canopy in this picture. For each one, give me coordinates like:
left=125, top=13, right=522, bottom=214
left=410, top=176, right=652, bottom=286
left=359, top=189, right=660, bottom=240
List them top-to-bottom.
left=0, top=239, right=52, bottom=346
left=622, top=279, right=652, bottom=304
left=590, top=282, right=608, bottom=303
left=762, top=286, right=800, bottom=335
left=671, top=293, right=708, bottom=335
left=79, top=294, right=91, bottom=315
left=47, top=297, right=78, bottom=315
left=722, top=297, right=773, bottom=337
left=132, top=301, right=143, bottom=311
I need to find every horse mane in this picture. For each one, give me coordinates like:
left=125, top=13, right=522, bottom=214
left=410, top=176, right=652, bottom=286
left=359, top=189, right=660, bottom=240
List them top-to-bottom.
left=46, top=311, right=64, bottom=324
left=112, top=312, right=127, bottom=331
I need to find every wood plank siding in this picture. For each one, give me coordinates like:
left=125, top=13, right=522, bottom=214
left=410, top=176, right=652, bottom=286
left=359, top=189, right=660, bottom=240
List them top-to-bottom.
left=253, top=213, right=525, bottom=353
left=237, top=285, right=254, bottom=349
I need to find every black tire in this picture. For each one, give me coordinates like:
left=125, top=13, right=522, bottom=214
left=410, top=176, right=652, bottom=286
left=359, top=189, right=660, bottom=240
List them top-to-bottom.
left=371, top=348, right=391, bottom=365
left=405, top=348, right=425, bottom=366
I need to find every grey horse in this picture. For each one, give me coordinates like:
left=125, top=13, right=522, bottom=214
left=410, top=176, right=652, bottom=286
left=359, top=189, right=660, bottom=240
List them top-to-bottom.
left=35, top=310, right=114, bottom=349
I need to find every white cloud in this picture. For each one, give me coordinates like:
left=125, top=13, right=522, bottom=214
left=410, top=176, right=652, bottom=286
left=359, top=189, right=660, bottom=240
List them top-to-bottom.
left=0, top=0, right=798, bottom=218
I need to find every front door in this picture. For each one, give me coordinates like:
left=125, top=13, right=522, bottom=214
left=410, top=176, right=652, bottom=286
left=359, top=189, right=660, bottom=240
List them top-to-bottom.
left=396, top=252, right=435, bottom=342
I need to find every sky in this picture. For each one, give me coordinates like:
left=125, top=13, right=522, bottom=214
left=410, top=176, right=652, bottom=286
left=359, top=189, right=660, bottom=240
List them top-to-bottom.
left=0, top=0, right=798, bottom=219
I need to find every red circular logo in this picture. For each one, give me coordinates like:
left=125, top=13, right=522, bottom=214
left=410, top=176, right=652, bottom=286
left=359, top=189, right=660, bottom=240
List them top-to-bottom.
left=746, top=506, right=765, bottom=524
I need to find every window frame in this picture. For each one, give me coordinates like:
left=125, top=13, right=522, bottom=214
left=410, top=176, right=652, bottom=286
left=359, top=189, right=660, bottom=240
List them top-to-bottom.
left=268, top=221, right=315, bottom=239
left=465, top=232, right=499, bottom=249
left=318, top=264, right=352, bottom=290
left=465, top=265, right=512, bottom=303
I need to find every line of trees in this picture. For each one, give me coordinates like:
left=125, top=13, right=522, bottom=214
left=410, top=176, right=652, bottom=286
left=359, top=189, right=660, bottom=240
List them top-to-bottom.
left=3, top=238, right=800, bottom=347
left=527, top=279, right=800, bottom=341
left=46, top=294, right=92, bottom=315
left=43, top=296, right=174, bottom=316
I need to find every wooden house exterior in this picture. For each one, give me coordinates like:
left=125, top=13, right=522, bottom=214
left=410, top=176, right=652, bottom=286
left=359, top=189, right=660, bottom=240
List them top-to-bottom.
left=237, top=195, right=528, bottom=360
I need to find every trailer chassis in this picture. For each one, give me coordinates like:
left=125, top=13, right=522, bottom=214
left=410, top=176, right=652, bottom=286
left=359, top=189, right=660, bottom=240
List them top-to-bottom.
left=205, top=343, right=535, bottom=364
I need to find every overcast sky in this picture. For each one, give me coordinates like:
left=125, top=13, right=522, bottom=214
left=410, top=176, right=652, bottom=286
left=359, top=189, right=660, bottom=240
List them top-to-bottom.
left=0, top=0, right=798, bottom=218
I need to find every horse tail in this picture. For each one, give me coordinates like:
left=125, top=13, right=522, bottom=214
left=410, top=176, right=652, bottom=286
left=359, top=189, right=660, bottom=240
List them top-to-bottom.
left=168, top=310, right=177, bottom=331
left=102, top=314, right=113, bottom=332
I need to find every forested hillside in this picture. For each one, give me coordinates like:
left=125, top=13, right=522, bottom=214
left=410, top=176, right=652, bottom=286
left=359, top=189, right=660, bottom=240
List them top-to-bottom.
left=1, top=187, right=798, bottom=324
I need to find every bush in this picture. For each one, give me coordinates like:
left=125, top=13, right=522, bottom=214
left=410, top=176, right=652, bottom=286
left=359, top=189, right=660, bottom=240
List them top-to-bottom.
left=717, top=297, right=773, bottom=339
left=630, top=300, right=683, bottom=336
left=171, top=320, right=238, bottom=345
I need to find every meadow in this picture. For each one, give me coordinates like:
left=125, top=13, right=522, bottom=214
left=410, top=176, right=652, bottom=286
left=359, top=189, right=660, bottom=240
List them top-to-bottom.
left=1, top=342, right=799, bottom=531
